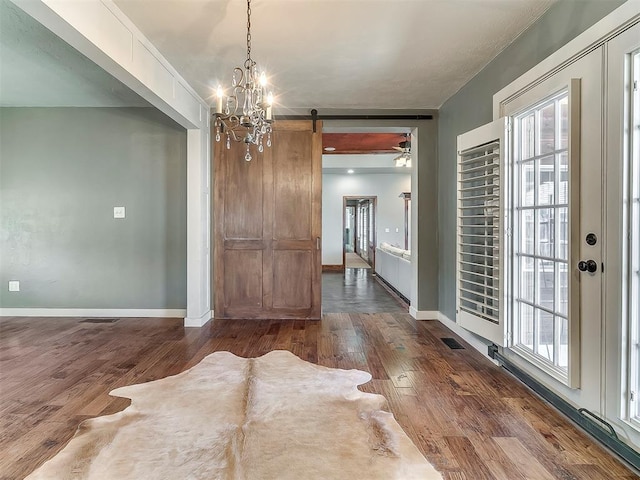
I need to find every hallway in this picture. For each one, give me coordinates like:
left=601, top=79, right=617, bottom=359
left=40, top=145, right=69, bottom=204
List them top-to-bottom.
left=322, top=269, right=407, bottom=314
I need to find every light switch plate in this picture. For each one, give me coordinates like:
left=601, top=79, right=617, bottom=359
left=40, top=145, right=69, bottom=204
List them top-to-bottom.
left=113, top=206, right=126, bottom=219
left=8, top=280, right=19, bottom=292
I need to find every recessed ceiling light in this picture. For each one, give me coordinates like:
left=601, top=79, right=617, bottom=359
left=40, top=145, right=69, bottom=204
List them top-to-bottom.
left=324, top=147, right=336, bottom=152
left=347, top=169, right=354, bottom=174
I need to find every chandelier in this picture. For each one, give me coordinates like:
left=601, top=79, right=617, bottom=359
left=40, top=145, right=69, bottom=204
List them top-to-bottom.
left=212, top=0, right=274, bottom=162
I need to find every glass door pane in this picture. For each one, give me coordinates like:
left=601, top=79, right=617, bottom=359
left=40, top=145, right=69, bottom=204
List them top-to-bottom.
left=513, top=90, right=570, bottom=375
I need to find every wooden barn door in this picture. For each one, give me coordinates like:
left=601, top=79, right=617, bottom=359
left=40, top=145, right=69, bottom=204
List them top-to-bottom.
left=214, top=120, right=322, bottom=320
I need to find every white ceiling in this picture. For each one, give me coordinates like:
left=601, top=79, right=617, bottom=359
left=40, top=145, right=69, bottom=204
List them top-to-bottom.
left=0, top=0, right=149, bottom=107
left=1, top=0, right=556, bottom=174
left=114, top=0, right=556, bottom=111
left=323, top=154, right=410, bottom=175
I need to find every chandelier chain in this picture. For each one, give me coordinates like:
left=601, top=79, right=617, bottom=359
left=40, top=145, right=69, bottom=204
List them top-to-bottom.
left=246, top=0, right=252, bottom=67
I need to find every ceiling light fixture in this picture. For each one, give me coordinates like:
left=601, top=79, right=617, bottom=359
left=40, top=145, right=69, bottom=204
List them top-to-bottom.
left=212, top=0, right=274, bottom=162
left=393, top=134, right=412, bottom=168
left=394, top=152, right=412, bottom=168
left=347, top=169, right=354, bottom=174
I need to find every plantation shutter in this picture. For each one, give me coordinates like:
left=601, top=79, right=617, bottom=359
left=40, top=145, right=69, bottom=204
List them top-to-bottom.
left=456, top=118, right=509, bottom=346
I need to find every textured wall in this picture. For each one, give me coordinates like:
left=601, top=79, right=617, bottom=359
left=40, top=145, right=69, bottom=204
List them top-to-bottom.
left=436, top=0, right=626, bottom=321
left=0, top=107, right=187, bottom=309
left=322, top=173, right=411, bottom=265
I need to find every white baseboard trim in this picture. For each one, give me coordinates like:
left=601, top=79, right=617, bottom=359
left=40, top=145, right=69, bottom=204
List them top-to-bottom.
left=409, top=307, right=439, bottom=320
left=0, top=308, right=186, bottom=318
left=184, top=310, right=212, bottom=328
left=436, top=311, right=494, bottom=361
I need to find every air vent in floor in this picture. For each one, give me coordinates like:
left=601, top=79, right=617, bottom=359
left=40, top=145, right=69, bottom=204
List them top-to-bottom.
left=80, top=318, right=119, bottom=324
left=441, top=337, right=464, bottom=349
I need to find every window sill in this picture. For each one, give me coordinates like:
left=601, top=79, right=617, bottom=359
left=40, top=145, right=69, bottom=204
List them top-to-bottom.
left=509, top=344, right=571, bottom=387
left=624, top=416, right=640, bottom=434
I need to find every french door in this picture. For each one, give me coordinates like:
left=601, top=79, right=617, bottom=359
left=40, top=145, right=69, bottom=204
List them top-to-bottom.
left=460, top=14, right=640, bottom=453
left=605, top=21, right=640, bottom=448
left=458, top=47, right=604, bottom=411
left=505, top=48, right=603, bottom=409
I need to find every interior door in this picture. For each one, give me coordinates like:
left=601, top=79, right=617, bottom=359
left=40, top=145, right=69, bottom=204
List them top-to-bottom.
left=214, top=120, right=322, bottom=320
left=367, top=199, right=376, bottom=269
left=358, top=201, right=368, bottom=261
left=345, top=205, right=355, bottom=253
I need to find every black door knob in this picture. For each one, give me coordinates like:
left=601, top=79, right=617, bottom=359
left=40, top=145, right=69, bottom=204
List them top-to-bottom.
left=578, top=260, right=597, bottom=273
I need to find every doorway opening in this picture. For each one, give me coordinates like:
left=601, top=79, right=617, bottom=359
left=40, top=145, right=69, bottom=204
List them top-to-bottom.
left=319, top=125, right=420, bottom=314
left=343, top=196, right=377, bottom=270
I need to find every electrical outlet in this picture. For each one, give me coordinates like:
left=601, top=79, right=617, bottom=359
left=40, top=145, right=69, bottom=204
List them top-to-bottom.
left=113, top=206, right=126, bottom=219
left=385, top=228, right=390, bottom=233
left=8, top=280, right=19, bottom=292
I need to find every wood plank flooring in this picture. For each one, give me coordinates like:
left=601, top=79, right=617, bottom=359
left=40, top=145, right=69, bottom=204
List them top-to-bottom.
left=322, top=270, right=407, bottom=313
left=0, top=314, right=637, bottom=479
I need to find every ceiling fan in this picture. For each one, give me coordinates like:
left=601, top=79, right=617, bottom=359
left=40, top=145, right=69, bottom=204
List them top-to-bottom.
left=392, top=135, right=411, bottom=168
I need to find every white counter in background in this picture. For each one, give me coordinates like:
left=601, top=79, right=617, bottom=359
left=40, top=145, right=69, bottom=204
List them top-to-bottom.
left=375, top=243, right=411, bottom=300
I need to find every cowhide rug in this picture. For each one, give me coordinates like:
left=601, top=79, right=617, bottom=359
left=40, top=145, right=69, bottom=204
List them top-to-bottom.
left=26, top=350, right=442, bottom=479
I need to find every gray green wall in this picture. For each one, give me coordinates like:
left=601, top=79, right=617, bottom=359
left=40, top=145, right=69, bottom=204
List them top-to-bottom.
left=437, top=0, right=626, bottom=321
left=0, top=107, right=187, bottom=309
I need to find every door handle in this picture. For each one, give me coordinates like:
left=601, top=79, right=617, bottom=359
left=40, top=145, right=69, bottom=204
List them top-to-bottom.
left=316, top=237, right=321, bottom=250
left=578, top=259, right=597, bottom=273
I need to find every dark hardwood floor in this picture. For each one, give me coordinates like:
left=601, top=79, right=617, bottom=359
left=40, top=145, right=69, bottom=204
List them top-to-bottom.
left=322, top=269, right=407, bottom=313
left=1, top=312, right=637, bottom=479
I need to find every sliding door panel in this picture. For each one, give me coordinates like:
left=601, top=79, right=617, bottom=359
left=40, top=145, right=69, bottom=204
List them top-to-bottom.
left=214, top=120, right=322, bottom=320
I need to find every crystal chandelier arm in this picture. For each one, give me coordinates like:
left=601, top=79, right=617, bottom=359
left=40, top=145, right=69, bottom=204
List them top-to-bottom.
left=232, top=67, right=244, bottom=87
left=224, top=117, right=244, bottom=143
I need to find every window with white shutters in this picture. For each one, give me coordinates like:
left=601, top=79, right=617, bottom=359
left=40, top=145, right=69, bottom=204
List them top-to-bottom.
left=457, top=118, right=509, bottom=347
